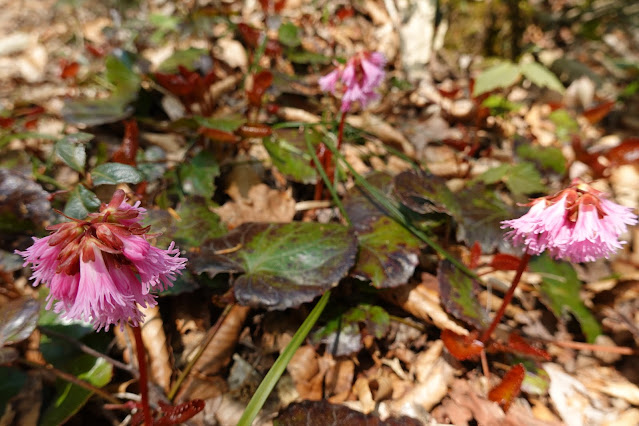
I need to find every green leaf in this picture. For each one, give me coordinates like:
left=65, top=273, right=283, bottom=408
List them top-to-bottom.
left=278, top=22, right=301, bottom=47
left=157, top=47, right=209, bottom=73
left=286, top=50, right=330, bottom=64
left=105, top=55, right=141, bottom=96
left=473, top=61, right=521, bottom=96
left=520, top=61, right=565, bottom=93
left=481, top=94, right=523, bottom=115
left=61, top=96, right=133, bottom=126
left=549, top=109, right=579, bottom=142
left=193, top=116, right=246, bottom=132
left=264, top=130, right=317, bottom=184
left=55, top=135, right=89, bottom=172
left=516, top=144, right=566, bottom=174
left=137, top=146, right=167, bottom=181
left=178, top=150, right=220, bottom=197
left=91, top=162, right=143, bottom=186
left=503, top=162, right=546, bottom=196
left=477, top=163, right=546, bottom=196
left=477, top=164, right=511, bottom=185
left=393, top=170, right=460, bottom=216
left=343, top=172, right=394, bottom=230
left=63, top=185, right=100, bottom=219
left=452, top=185, right=520, bottom=252
left=174, top=197, right=227, bottom=246
left=352, top=216, right=422, bottom=288
left=191, top=222, right=358, bottom=310
left=529, top=254, right=602, bottom=343
left=438, top=260, right=489, bottom=328
left=40, top=356, right=113, bottom=426
left=0, top=367, right=27, bottom=418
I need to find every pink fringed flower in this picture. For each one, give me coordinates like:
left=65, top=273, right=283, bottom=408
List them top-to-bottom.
left=319, top=51, right=386, bottom=112
left=502, top=180, right=637, bottom=263
left=17, top=190, right=187, bottom=331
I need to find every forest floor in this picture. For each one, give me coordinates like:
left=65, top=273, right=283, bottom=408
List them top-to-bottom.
left=1, top=0, right=639, bottom=425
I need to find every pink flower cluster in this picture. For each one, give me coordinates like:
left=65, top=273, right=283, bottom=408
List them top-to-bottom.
left=319, top=51, right=386, bottom=112
left=502, top=180, right=637, bottom=263
left=17, top=190, right=187, bottom=331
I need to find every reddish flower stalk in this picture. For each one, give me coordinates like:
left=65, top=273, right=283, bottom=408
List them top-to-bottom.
left=313, top=51, right=386, bottom=200
left=17, top=189, right=187, bottom=331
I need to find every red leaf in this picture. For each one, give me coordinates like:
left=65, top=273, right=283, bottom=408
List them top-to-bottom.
left=258, top=0, right=286, bottom=13
left=336, top=6, right=354, bottom=20
left=238, top=23, right=261, bottom=48
left=264, top=39, right=283, bottom=57
left=86, top=44, right=106, bottom=58
left=60, top=60, right=80, bottom=79
left=247, top=70, right=273, bottom=106
left=155, top=71, right=198, bottom=97
left=438, top=87, right=461, bottom=99
left=582, top=99, right=615, bottom=124
left=16, top=105, right=45, bottom=117
left=0, top=117, right=15, bottom=129
left=24, top=118, right=38, bottom=130
left=112, top=120, right=139, bottom=166
left=236, top=123, right=272, bottom=138
left=198, top=127, right=241, bottom=143
left=571, top=136, right=607, bottom=178
left=606, top=137, right=639, bottom=167
left=469, top=241, right=481, bottom=269
left=490, top=253, right=523, bottom=271
left=441, top=329, right=484, bottom=360
left=506, top=333, right=551, bottom=360
left=488, top=364, right=525, bottom=412
left=156, top=399, right=205, bottom=425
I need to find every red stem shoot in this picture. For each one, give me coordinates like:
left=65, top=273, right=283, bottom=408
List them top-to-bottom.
left=479, top=252, right=531, bottom=344
left=132, top=325, right=153, bottom=426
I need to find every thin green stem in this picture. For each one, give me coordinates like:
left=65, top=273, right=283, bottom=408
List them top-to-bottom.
left=305, top=135, right=351, bottom=226
left=325, top=140, right=476, bottom=278
left=479, top=252, right=531, bottom=343
left=238, top=291, right=331, bottom=426
left=167, top=303, right=234, bottom=401
left=38, top=326, right=137, bottom=377
left=132, top=326, right=153, bottom=426
left=19, top=358, right=120, bottom=404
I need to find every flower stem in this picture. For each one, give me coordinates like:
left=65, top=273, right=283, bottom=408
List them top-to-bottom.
left=327, top=112, right=347, bottom=185
left=479, top=252, right=531, bottom=344
left=132, top=325, right=153, bottom=426
left=19, top=358, right=120, bottom=404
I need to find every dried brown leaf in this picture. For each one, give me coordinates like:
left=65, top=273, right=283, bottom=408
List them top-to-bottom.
left=214, top=184, right=296, bottom=228
left=381, top=274, right=469, bottom=336
left=140, top=305, right=172, bottom=393
left=176, top=305, right=251, bottom=402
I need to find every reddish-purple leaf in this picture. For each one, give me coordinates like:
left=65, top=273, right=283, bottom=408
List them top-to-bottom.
left=247, top=71, right=273, bottom=106
left=582, top=99, right=615, bottom=124
left=112, top=120, right=139, bottom=166
left=236, top=123, right=272, bottom=138
left=198, top=127, right=241, bottom=144
left=606, top=137, right=639, bottom=167
left=469, top=241, right=481, bottom=269
left=490, top=253, right=523, bottom=271
left=441, top=329, right=484, bottom=360
left=506, top=333, right=551, bottom=360
left=488, top=363, right=525, bottom=412
left=156, top=399, right=205, bottom=425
